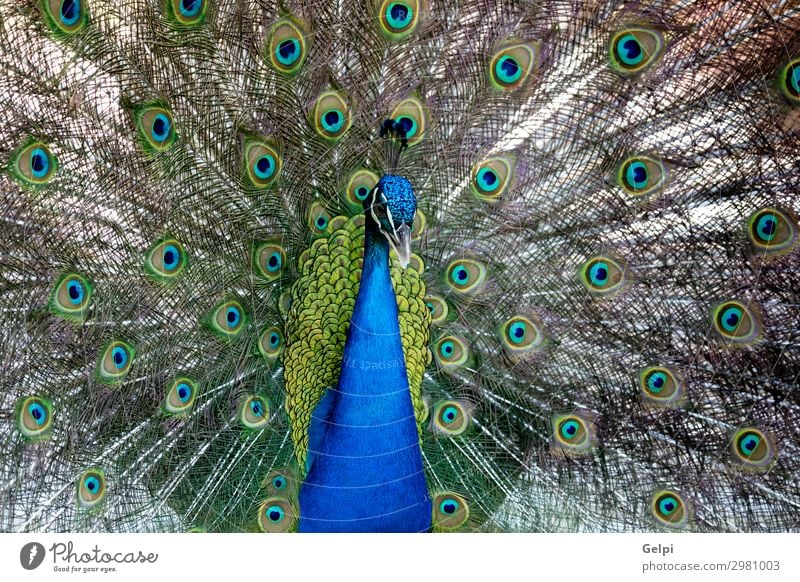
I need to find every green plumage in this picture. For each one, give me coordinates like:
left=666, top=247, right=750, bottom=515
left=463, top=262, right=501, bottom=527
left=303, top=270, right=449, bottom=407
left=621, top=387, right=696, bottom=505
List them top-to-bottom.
left=1, top=0, right=800, bottom=533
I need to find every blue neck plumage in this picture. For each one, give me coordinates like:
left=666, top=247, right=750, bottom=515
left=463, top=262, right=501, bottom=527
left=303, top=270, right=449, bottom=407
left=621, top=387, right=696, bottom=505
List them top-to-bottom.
left=298, top=218, right=432, bottom=532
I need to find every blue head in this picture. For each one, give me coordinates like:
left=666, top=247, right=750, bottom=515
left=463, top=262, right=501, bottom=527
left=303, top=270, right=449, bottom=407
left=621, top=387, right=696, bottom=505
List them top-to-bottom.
left=364, top=174, right=417, bottom=267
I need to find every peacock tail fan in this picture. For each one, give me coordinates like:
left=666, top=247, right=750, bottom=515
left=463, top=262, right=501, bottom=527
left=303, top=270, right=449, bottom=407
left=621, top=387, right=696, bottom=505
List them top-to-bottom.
left=1, top=0, right=799, bottom=533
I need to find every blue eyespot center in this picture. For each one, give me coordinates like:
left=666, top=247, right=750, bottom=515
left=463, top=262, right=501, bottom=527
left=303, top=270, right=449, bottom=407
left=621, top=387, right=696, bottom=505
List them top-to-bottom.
left=61, top=0, right=80, bottom=25
left=180, top=0, right=202, bottom=17
left=387, top=3, right=413, bottom=29
left=619, top=35, right=644, bottom=65
left=277, top=39, right=299, bottom=64
left=496, top=55, right=521, bottom=83
left=787, top=63, right=800, bottom=95
left=322, top=110, right=344, bottom=132
left=151, top=114, right=171, bottom=142
left=396, top=116, right=416, bottom=138
left=31, top=148, right=50, bottom=178
left=254, top=155, right=275, bottom=180
left=626, top=161, right=648, bottom=190
left=476, top=167, right=500, bottom=193
left=356, top=186, right=369, bottom=200
left=757, top=215, right=777, bottom=241
left=316, top=216, right=328, bottom=228
left=163, top=244, right=180, bottom=270
left=266, top=252, right=281, bottom=271
left=589, top=262, right=609, bottom=286
left=453, top=266, right=469, bottom=283
left=67, top=279, right=84, bottom=304
left=226, top=307, right=241, bottom=327
left=720, top=307, right=742, bottom=332
left=508, top=322, right=527, bottom=344
left=269, top=333, right=279, bottom=346
left=441, top=341, right=454, bottom=357
left=112, top=346, right=128, bottom=369
left=647, top=372, right=666, bottom=393
left=177, top=383, right=191, bottom=402
left=251, top=400, right=264, bottom=417
left=28, top=403, right=46, bottom=424
left=442, top=406, right=458, bottom=423
left=561, top=420, right=579, bottom=438
left=739, top=434, right=760, bottom=455
left=85, top=476, right=99, bottom=492
left=273, top=476, right=285, bottom=490
left=659, top=497, right=677, bottom=515
left=439, top=499, right=458, bottom=515
left=267, top=505, right=284, bottom=522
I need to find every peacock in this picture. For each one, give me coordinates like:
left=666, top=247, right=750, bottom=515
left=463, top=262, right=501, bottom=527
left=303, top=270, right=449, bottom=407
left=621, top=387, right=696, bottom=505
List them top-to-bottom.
left=1, top=0, right=800, bottom=534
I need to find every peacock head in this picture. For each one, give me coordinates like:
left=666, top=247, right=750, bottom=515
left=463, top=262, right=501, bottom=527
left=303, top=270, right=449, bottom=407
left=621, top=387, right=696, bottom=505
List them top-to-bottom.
left=365, top=174, right=417, bottom=268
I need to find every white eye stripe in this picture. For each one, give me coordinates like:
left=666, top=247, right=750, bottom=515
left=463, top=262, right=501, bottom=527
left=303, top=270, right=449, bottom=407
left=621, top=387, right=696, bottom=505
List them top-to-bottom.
left=386, top=206, right=396, bottom=231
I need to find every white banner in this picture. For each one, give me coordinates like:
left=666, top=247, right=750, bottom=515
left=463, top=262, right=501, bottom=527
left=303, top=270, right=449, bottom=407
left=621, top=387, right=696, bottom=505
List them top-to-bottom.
left=0, top=534, right=797, bottom=581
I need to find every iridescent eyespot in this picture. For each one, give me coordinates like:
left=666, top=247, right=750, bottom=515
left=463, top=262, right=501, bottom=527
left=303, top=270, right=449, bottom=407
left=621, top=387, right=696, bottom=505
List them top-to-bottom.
left=42, top=0, right=89, bottom=35
left=166, top=0, right=207, bottom=27
left=378, top=0, right=420, bottom=40
left=266, top=17, right=308, bottom=75
left=609, top=27, right=665, bottom=74
left=488, top=40, right=537, bottom=91
left=778, top=57, right=800, bottom=106
left=312, top=90, right=351, bottom=140
left=389, top=96, right=428, bottom=147
left=134, top=105, right=176, bottom=153
left=242, top=136, right=282, bottom=189
left=9, top=140, right=58, bottom=187
left=617, top=155, right=667, bottom=197
left=470, top=156, right=515, bottom=202
left=345, top=168, right=379, bottom=211
left=307, top=201, right=333, bottom=235
left=747, top=207, right=797, bottom=254
left=145, top=238, right=187, bottom=282
left=253, top=241, right=286, bottom=282
left=579, top=255, right=627, bottom=297
left=444, top=258, right=487, bottom=295
left=50, top=273, right=92, bottom=322
left=278, top=290, right=292, bottom=317
left=424, top=294, right=448, bottom=325
left=209, top=300, right=246, bottom=338
left=711, top=300, right=760, bottom=344
left=498, top=315, right=545, bottom=355
left=259, top=326, right=284, bottom=359
left=432, top=335, right=469, bottom=370
left=97, top=340, right=135, bottom=383
left=638, top=366, right=683, bottom=406
left=164, top=377, right=198, bottom=416
left=240, top=395, right=271, bottom=430
left=16, top=396, right=53, bottom=440
left=431, top=400, right=469, bottom=436
left=552, top=413, right=594, bottom=453
left=732, top=427, right=775, bottom=469
left=77, top=468, right=106, bottom=508
left=262, top=468, right=297, bottom=496
left=652, top=490, right=689, bottom=529
left=432, top=492, right=469, bottom=530
left=258, top=497, right=296, bottom=532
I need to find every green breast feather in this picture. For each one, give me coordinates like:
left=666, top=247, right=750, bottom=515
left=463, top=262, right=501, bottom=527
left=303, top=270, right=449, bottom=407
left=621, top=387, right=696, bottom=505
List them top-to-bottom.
left=283, top=214, right=431, bottom=471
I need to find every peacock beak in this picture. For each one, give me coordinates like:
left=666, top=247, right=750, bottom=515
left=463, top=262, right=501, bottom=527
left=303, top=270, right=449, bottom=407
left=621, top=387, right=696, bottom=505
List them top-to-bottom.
left=386, top=223, right=412, bottom=269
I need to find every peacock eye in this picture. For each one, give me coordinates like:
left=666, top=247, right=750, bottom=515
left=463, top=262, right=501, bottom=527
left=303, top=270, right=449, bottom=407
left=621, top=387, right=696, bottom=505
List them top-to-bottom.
left=43, top=0, right=88, bottom=35
left=167, top=0, right=207, bottom=26
left=378, top=1, right=420, bottom=39
left=266, top=17, right=308, bottom=75
left=609, top=27, right=665, bottom=74
left=489, top=40, right=537, bottom=91
left=778, top=57, right=800, bottom=105
left=312, top=90, right=351, bottom=140
left=389, top=96, right=428, bottom=146
left=135, top=105, right=177, bottom=153
left=243, top=136, right=282, bottom=188
left=10, top=141, right=58, bottom=187
left=617, top=155, right=667, bottom=197
left=470, top=156, right=515, bottom=202
left=345, top=169, right=379, bottom=210
left=307, top=202, right=333, bottom=235
left=747, top=207, right=797, bottom=254
left=145, top=238, right=187, bottom=281
left=253, top=241, right=286, bottom=281
left=579, top=255, right=627, bottom=297
left=445, top=259, right=488, bottom=295
left=50, top=273, right=92, bottom=322
left=423, top=294, right=449, bottom=324
left=711, top=300, right=760, bottom=343
left=209, top=301, right=246, bottom=338
left=498, top=315, right=545, bottom=355
left=259, top=326, right=284, bottom=359
left=433, top=335, right=469, bottom=369
left=97, top=340, right=135, bottom=383
left=638, top=366, right=682, bottom=405
left=164, top=377, right=198, bottom=415
left=240, top=395, right=271, bottom=430
left=16, top=396, right=54, bottom=439
left=431, top=400, right=469, bottom=436
left=552, top=413, right=594, bottom=453
left=732, top=427, right=775, bottom=468
left=77, top=469, right=107, bottom=508
left=651, top=490, right=688, bottom=528
left=431, top=492, right=469, bottom=530
left=258, top=497, right=296, bottom=532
